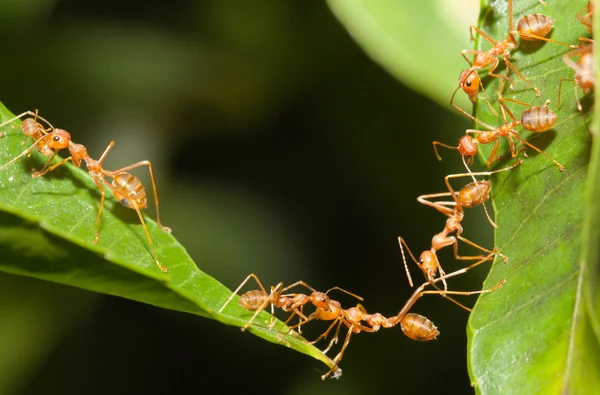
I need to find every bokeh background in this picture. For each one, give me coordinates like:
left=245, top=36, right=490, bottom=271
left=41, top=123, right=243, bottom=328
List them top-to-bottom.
left=0, top=1, right=497, bottom=394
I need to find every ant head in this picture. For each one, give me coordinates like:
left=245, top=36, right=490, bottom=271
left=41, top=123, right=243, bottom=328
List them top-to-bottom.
left=459, top=70, right=480, bottom=103
left=46, top=129, right=71, bottom=149
left=457, top=135, right=479, bottom=157
left=419, top=251, right=438, bottom=278
left=311, top=292, right=330, bottom=308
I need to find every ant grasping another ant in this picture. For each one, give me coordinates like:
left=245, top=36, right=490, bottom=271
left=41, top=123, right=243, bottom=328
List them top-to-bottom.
left=452, top=0, right=577, bottom=115
left=439, top=79, right=564, bottom=172
left=0, top=111, right=171, bottom=272
left=398, top=161, right=521, bottom=291
left=290, top=252, right=505, bottom=379
left=218, top=273, right=363, bottom=334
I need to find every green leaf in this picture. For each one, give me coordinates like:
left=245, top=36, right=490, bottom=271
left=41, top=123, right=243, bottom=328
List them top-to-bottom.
left=326, top=0, right=478, bottom=109
left=466, top=1, right=598, bottom=394
left=0, top=103, right=337, bottom=373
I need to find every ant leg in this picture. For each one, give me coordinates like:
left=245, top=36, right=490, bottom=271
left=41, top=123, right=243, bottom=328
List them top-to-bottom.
left=467, top=25, right=498, bottom=45
left=514, top=31, right=577, bottom=48
left=503, top=58, right=541, bottom=97
left=487, top=61, right=516, bottom=92
left=513, top=134, right=564, bottom=171
left=0, top=135, right=51, bottom=172
left=96, top=141, right=115, bottom=164
left=432, top=141, right=460, bottom=161
left=485, top=141, right=502, bottom=167
left=32, top=154, right=70, bottom=178
left=444, top=159, right=522, bottom=197
left=91, top=178, right=106, bottom=246
left=417, top=191, right=456, bottom=217
left=456, top=235, right=508, bottom=262
left=397, top=237, right=417, bottom=287
left=451, top=239, right=498, bottom=263
left=414, top=279, right=505, bottom=315
left=279, top=280, right=318, bottom=294
left=430, top=282, right=473, bottom=312
left=305, top=318, right=339, bottom=346
left=321, top=322, right=377, bottom=380
left=321, top=326, right=352, bottom=380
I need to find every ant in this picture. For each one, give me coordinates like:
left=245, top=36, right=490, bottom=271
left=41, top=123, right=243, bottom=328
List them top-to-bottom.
left=453, top=0, right=577, bottom=114
left=439, top=81, right=563, bottom=172
left=0, top=111, right=171, bottom=272
left=398, top=162, right=521, bottom=290
left=296, top=252, right=505, bottom=379
left=218, top=273, right=362, bottom=333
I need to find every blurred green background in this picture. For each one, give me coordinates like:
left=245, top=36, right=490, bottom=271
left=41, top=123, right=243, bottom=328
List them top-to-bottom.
left=0, top=0, right=495, bottom=394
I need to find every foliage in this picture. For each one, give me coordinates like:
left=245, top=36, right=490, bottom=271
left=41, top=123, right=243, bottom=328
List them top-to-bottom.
left=462, top=1, right=598, bottom=394
left=0, top=103, right=337, bottom=374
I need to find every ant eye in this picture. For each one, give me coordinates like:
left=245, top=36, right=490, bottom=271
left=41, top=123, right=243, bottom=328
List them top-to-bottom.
left=466, top=80, right=472, bottom=87
left=53, top=136, right=60, bottom=141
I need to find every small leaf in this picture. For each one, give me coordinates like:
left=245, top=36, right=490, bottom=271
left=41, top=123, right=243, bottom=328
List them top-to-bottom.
left=466, top=0, right=598, bottom=394
left=0, top=103, right=337, bottom=373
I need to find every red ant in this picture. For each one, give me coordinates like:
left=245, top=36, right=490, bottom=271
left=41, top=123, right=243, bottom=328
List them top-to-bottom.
left=453, top=0, right=577, bottom=114
left=439, top=82, right=563, bottom=172
left=0, top=111, right=171, bottom=272
left=398, top=162, right=520, bottom=290
left=292, top=252, right=505, bottom=379
left=218, top=273, right=362, bottom=333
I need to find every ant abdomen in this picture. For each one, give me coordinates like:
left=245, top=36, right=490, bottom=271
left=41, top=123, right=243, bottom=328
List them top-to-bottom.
left=516, top=14, right=554, bottom=40
left=520, top=104, right=557, bottom=132
left=21, top=118, right=45, bottom=140
left=112, top=172, right=148, bottom=209
left=458, top=181, right=491, bottom=208
left=239, top=290, right=267, bottom=311
left=401, top=313, right=439, bottom=341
